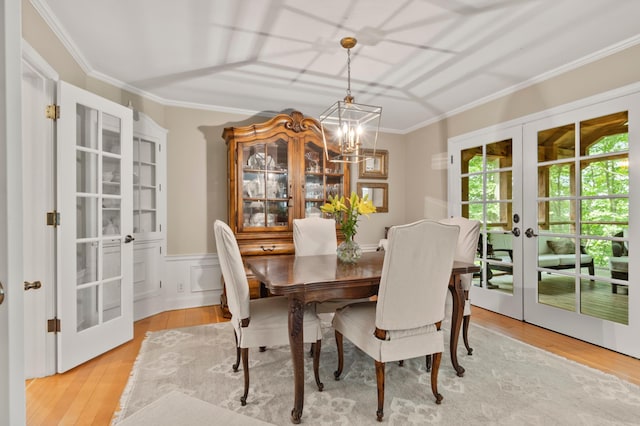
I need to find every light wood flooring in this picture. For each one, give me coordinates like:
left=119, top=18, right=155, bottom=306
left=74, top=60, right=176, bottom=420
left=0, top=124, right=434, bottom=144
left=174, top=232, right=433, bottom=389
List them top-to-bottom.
left=25, top=305, right=640, bottom=425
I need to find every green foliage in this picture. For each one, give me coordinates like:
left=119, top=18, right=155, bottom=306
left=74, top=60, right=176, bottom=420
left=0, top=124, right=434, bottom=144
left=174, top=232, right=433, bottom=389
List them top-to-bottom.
left=463, top=133, right=629, bottom=267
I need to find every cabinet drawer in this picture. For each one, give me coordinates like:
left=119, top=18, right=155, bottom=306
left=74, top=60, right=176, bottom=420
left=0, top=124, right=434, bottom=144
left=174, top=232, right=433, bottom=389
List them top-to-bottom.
left=239, top=241, right=294, bottom=256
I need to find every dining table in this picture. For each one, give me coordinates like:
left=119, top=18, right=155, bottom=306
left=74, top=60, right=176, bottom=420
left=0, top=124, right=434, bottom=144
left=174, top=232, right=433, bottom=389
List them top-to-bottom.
left=245, top=250, right=480, bottom=424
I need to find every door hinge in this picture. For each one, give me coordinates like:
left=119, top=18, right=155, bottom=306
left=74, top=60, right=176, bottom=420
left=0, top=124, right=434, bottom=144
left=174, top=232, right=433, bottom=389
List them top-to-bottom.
left=46, top=104, right=60, bottom=120
left=450, top=155, right=453, bottom=164
left=46, top=211, right=60, bottom=227
left=159, top=245, right=162, bottom=254
left=159, top=280, right=162, bottom=289
left=47, top=318, right=61, bottom=333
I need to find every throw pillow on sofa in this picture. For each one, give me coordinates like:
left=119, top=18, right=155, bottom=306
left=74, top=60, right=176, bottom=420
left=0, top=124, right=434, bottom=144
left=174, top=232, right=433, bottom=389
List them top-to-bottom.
left=547, top=239, right=575, bottom=254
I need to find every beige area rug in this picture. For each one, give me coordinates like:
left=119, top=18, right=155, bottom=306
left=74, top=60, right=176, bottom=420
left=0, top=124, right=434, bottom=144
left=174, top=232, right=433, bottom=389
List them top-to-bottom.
left=114, top=320, right=640, bottom=425
left=115, top=390, right=274, bottom=426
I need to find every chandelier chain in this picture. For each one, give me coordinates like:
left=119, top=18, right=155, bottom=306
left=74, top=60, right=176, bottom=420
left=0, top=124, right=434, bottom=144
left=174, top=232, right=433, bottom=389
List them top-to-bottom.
left=346, top=47, right=352, bottom=98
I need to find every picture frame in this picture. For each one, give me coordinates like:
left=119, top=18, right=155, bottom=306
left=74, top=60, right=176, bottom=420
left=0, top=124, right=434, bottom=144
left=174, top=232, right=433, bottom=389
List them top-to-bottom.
left=358, top=149, right=388, bottom=179
left=357, top=182, right=388, bottom=213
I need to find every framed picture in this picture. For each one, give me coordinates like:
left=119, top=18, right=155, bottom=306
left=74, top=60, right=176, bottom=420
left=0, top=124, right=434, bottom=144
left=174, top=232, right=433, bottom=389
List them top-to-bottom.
left=358, top=149, right=388, bottom=179
left=357, top=182, right=388, bottom=213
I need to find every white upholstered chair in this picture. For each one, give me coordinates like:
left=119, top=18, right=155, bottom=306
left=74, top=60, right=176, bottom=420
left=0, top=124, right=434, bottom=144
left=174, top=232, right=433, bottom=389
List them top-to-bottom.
left=439, top=216, right=481, bottom=356
left=293, top=217, right=370, bottom=315
left=293, top=217, right=338, bottom=256
left=214, top=220, right=324, bottom=406
left=332, top=220, right=460, bottom=421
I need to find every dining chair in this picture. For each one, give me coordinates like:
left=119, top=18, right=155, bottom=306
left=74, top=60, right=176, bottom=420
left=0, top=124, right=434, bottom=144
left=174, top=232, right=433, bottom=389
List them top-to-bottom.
left=439, top=216, right=481, bottom=357
left=293, top=217, right=370, bottom=314
left=293, top=217, right=338, bottom=256
left=332, top=219, right=460, bottom=421
left=214, top=220, right=324, bottom=406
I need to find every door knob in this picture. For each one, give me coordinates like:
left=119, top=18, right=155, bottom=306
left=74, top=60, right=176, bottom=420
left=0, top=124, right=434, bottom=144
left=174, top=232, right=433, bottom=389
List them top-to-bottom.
left=511, top=227, right=520, bottom=237
left=525, top=228, right=538, bottom=238
left=124, top=234, right=135, bottom=243
left=24, top=280, right=42, bottom=291
left=0, top=281, right=4, bottom=305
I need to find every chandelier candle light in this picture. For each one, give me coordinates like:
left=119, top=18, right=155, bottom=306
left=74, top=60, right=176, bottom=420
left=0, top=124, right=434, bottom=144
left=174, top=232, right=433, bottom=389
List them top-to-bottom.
left=320, top=37, right=382, bottom=164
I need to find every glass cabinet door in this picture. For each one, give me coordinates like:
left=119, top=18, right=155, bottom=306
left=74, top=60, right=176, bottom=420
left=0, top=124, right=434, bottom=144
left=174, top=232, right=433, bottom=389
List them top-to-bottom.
left=133, top=137, right=157, bottom=234
left=240, top=139, right=289, bottom=229
left=303, top=141, right=344, bottom=216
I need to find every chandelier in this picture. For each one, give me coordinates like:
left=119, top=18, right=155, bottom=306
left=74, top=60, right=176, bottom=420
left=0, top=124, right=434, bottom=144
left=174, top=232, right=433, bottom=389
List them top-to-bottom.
left=320, top=37, right=382, bottom=164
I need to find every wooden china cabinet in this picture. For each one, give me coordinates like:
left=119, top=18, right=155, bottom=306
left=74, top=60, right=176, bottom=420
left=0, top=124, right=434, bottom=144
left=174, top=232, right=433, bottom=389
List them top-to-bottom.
left=220, top=110, right=349, bottom=316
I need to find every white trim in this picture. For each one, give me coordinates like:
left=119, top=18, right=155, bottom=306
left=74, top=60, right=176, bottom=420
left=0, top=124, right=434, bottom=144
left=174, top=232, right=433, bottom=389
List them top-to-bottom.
left=165, top=253, right=217, bottom=264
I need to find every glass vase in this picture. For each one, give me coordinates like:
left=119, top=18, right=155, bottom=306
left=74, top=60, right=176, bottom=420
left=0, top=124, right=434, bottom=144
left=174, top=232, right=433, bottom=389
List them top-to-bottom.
left=337, top=238, right=362, bottom=263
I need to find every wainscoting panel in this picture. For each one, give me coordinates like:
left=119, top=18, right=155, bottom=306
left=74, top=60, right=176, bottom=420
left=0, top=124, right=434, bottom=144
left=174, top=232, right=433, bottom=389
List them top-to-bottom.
left=163, top=254, right=222, bottom=312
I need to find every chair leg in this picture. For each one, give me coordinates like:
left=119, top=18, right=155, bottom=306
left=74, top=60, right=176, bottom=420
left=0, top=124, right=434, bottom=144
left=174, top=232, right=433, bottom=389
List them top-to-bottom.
left=463, top=314, right=473, bottom=355
left=333, top=330, right=344, bottom=380
left=232, top=331, right=241, bottom=372
left=313, top=339, right=324, bottom=391
left=241, top=347, right=249, bottom=406
left=430, top=352, right=443, bottom=405
left=425, top=354, right=432, bottom=372
left=375, top=360, right=385, bottom=422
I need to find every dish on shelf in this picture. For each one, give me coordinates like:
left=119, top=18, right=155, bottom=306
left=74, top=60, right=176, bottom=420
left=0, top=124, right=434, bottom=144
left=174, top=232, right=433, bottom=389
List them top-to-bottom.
left=247, top=152, right=275, bottom=169
left=249, top=213, right=275, bottom=226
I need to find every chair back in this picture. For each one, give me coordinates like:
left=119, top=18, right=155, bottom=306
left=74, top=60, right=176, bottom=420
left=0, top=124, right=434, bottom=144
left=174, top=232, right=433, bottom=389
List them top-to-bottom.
left=293, top=217, right=337, bottom=256
left=439, top=217, right=480, bottom=288
left=213, top=220, right=250, bottom=322
left=376, top=220, right=459, bottom=330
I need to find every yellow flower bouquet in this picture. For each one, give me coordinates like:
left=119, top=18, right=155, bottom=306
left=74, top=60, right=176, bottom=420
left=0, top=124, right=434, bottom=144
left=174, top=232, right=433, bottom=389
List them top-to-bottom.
left=321, top=192, right=376, bottom=262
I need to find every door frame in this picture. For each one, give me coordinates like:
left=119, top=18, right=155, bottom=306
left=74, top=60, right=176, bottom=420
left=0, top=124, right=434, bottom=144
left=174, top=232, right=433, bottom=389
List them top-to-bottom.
left=1, top=0, right=26, bottom=424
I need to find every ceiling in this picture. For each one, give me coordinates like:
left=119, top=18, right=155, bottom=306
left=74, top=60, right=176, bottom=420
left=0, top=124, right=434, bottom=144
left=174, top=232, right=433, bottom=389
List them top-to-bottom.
left=35, top=0, right=640, bottom=133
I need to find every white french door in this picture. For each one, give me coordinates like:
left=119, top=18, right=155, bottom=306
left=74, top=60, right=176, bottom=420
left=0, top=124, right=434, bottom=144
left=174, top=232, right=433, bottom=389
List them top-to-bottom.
left=56, top=81, right=134, bottom=372
left=450, top=90, right=640, bottom=357
left=521, top=93, right=640, bottom=358
left=449, top=126, right=524, bottom=320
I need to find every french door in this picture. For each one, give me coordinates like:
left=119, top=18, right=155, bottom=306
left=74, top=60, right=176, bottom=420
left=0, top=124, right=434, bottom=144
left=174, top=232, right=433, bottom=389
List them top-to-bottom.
left=56, top=81, right=134, bottom=372
left=450, top=91, right=640, bottom=357
left=521, top=93, right=639, bottom=357
left=449, top=126, right=524, bottom=320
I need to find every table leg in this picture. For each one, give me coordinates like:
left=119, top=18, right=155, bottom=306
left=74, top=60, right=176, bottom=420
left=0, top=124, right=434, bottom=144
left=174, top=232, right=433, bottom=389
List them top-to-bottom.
left=448, top=273, right=465, bottom=377
left=288, top=295, right=305, bottom=424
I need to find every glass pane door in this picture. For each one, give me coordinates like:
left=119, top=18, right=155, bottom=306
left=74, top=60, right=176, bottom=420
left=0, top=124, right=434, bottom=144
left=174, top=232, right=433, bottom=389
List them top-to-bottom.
left=57, top=81, right=133, bottom=372
left=522, top=93, right=640, bottom=358
left=530, top=111, right=629, bottom=324
left=450, top=127, right=523, bottom=320
left=133, top=137, right=157, bottom=234
left=239, top=139, right=289, bottom=230
left=304, top=141, right=344, bottom=216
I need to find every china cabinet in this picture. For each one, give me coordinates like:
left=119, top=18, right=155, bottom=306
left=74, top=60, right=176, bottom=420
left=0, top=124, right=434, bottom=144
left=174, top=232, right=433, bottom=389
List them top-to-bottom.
left=220, top=111, right=349, bottom=314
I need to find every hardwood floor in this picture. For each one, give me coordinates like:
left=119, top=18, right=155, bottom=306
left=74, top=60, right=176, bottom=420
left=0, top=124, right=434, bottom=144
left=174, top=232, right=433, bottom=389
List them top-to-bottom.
left=25, top=305, right=640, bottom=425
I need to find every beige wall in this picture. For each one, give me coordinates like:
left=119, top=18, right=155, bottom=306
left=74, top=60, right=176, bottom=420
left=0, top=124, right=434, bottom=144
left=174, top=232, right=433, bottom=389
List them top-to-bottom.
left=22, top=0, right=640, bottom=253
left=404, top=43, right=640, bottom=222
left=353, top=132, right=407, bottom=246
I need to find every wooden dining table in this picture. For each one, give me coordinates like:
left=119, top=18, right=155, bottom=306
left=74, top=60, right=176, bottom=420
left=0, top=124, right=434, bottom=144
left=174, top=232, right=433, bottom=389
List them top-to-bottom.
left=245, top=250, right=480, bottom=424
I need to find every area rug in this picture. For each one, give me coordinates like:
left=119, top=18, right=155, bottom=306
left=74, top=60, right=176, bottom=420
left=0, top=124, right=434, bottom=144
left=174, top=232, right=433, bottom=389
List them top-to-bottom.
left=114, top=321, right=640, bottom=425
left=115, top=390, right=274, bottom=426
